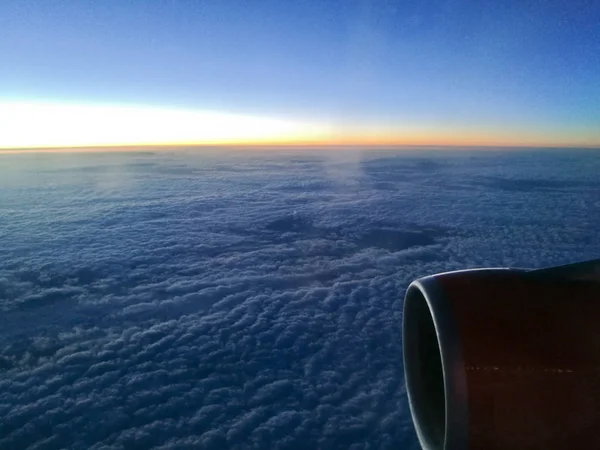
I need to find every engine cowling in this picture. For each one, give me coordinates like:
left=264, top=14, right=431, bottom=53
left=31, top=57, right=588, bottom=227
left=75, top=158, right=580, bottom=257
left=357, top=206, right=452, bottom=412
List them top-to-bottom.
left=402, top=262, right=600, bottom=450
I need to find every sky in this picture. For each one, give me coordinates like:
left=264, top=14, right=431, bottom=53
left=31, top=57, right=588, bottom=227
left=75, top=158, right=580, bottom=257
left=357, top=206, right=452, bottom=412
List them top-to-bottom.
left=1, top=0, right=599, bottom=148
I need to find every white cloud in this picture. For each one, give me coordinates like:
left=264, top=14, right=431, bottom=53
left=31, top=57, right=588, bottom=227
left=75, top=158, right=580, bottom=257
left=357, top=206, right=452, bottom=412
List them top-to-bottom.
left=0, top=148, right=598, bottom=448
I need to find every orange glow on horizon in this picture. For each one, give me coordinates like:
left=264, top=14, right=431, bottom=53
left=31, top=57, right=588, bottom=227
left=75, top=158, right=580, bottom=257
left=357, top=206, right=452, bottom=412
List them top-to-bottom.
left=0, top=101, right=598, bottom=152
left=1, top=135, right=599, bottom=154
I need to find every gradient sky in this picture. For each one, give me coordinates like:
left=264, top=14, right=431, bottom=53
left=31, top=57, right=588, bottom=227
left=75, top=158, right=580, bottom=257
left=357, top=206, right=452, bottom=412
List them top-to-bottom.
left=1, top=0, right=599, bottom=148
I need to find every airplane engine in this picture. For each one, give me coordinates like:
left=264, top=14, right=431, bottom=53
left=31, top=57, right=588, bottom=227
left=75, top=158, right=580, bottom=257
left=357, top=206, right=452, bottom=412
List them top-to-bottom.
left=402, top=263, right=600, bottom=450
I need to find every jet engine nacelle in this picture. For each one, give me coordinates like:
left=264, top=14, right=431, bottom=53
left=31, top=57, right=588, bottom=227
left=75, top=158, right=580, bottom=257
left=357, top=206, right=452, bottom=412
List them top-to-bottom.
left=402, top=260, right=600, bottom=450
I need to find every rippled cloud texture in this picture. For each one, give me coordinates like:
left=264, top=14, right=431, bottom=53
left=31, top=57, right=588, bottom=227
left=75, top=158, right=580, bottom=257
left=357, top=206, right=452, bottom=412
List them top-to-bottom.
left=1, top=148, right=599, bottom=449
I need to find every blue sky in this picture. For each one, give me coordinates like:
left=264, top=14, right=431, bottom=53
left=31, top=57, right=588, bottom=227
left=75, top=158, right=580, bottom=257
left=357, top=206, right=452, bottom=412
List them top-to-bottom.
left=1, top=0, right=599, bottom=147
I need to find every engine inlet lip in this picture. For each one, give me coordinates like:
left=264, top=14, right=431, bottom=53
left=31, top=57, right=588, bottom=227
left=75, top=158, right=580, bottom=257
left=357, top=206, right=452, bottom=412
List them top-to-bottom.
left=403, top=274, right=471, bottom=450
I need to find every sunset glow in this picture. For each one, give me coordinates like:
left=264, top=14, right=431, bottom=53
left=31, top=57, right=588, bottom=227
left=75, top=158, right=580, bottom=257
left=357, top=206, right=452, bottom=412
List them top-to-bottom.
left=0, top=101, right=331, bottom=149
left=1, top=101, right=598, bottom=151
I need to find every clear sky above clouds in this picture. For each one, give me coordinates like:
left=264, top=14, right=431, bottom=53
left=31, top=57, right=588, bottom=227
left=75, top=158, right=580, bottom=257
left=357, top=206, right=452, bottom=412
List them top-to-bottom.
left=1, top=0, right=599, bottom=147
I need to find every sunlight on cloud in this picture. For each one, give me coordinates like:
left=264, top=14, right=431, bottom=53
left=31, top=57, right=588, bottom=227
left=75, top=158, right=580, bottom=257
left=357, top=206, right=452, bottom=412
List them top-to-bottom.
left=0, top=101, right=329, bottom=148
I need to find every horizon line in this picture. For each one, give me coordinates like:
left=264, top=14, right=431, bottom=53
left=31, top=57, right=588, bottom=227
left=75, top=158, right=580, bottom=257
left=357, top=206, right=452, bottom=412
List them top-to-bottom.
left=1, top=142, right=600, bottom=154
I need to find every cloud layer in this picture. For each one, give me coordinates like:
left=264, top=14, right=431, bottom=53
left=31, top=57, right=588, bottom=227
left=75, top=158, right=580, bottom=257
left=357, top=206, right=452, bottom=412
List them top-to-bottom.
left=0, top=148, right=599, bottom=449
